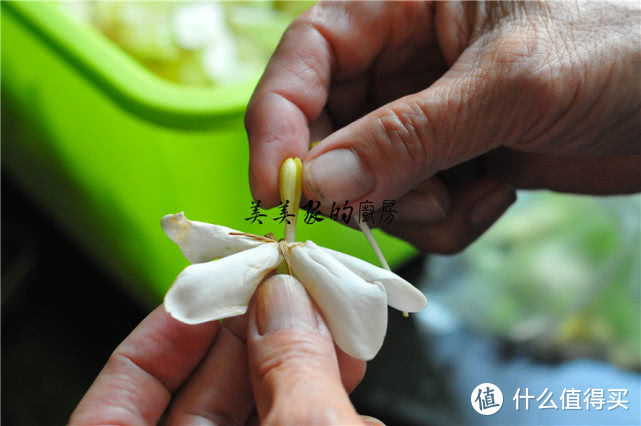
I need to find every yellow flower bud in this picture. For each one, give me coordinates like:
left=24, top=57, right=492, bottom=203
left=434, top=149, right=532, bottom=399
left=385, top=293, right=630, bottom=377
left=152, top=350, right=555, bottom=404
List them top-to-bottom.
left=279, top=157, right=302, bottom=243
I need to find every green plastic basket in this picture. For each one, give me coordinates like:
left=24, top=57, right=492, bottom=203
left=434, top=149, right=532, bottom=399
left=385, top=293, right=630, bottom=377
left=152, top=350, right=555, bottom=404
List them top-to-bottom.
left=2, top=1, right=416, bottom=307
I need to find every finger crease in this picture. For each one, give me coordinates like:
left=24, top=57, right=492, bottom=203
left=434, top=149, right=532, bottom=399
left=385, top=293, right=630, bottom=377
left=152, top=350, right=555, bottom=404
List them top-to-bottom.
left=302, top=21, right=340, bottom=76
left=270, top=90, right=316, bottom=124
left=220, top=322, right=247, bottom=346
left=112, top=351, right=174, bottom=396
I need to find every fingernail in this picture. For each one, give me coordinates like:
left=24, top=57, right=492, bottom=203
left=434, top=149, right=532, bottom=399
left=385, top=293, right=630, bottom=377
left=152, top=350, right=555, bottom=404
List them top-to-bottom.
left=304, top=149, right=374, bottom=203
left=469, top=184, right=517, bottom=229
left=255, top=275, right=318, bottom=335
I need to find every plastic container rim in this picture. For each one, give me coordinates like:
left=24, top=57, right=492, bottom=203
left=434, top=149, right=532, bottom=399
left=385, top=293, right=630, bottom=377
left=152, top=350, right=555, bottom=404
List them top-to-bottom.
left=3, top=1, right=258, bottom=129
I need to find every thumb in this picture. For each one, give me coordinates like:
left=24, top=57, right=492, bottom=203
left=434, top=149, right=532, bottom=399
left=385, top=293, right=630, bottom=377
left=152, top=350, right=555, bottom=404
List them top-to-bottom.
left=302, top=67, right=523, bottom=206
left=247, top=274, right=364, bottom=425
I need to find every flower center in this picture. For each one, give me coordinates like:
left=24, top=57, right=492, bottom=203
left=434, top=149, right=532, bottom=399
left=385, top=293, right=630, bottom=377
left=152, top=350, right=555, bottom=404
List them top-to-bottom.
left=228, top=231, right=298, bottom=275
left=278, top=239, right=292, bottom=275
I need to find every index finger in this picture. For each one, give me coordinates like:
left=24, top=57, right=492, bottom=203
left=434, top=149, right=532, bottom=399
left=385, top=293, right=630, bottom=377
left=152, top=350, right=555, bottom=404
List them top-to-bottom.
left=245, top=2, right=393, bottom=207
left=245, top=19, right=333, bottom=208
left=69, top=306, right=218, bottom=424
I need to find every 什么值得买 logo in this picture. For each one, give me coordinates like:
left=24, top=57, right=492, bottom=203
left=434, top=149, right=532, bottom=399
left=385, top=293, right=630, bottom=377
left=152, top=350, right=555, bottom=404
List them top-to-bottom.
left=471, top=383, right=503, bottom=415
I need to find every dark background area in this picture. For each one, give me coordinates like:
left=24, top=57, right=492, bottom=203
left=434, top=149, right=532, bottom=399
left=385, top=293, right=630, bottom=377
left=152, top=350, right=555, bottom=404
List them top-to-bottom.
left=2, top=174, right=143, bottom=425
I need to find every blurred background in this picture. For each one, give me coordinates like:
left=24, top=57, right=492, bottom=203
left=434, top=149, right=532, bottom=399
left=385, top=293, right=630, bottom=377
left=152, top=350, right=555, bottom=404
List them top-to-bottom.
left=2, top=2, right=640, bottom=425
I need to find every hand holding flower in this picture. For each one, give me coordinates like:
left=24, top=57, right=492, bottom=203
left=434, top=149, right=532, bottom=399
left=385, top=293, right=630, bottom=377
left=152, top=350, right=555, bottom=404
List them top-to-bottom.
left=161, top=157, right=427, bottom=361
left=71, top=158, right=425, bottom=423
left=70, top=275, right=376, bottom=425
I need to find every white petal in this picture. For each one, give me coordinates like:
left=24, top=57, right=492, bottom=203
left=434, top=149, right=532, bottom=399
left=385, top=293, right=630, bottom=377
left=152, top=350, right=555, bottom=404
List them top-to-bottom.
left=162, top=212, right=263, bottom=263
left=290, top=241, right=388, bottom=361
left=165, top=243, right=281, bottom=324
left=321, top=247, right=427, bottom=313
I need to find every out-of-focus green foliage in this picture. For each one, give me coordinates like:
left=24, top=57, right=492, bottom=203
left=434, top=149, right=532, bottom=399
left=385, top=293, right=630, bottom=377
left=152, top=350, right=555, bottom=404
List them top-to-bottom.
left=59, top=1, right=315, bottom=86
left=433, top=193, right=640, bottom=369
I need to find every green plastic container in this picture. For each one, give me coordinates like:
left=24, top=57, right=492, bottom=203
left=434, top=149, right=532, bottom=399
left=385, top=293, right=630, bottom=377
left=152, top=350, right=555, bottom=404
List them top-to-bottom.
left=2, top=1, right=415, bottom=307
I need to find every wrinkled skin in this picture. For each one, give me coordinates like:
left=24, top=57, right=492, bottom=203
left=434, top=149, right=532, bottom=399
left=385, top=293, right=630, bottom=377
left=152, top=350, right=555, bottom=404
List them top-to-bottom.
left=246, top=1, right=640, bottom=254
left=71, top=2, right=640, bottom=424
left=70, top=276, right=372, bottom=425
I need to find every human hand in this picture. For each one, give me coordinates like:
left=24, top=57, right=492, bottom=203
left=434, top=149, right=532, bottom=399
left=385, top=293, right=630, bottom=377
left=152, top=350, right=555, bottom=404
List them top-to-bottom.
left=246, top=1, right=640, bottom=253
left=70, top=275, right=378, bottom=425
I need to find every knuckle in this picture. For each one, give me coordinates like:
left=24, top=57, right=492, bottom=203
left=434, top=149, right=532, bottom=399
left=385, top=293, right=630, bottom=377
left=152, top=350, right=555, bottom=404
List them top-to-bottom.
left=283, top=15, right=332, bottom=65
left=281, top=23, right=330, bottom=83
left=372, top=103, right=433, bottom=176
left=255, top=333, right=332, bottom=386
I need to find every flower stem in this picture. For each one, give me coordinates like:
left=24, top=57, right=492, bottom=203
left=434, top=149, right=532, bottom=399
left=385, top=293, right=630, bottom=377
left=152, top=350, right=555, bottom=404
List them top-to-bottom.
left=276, top=158, right=302, bottom=275
left=355, top=218, right=409, bottom=318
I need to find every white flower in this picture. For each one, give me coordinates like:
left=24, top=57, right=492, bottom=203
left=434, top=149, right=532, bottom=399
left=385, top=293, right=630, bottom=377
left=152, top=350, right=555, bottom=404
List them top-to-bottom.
left=162, top=212, right=427, bottom=361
